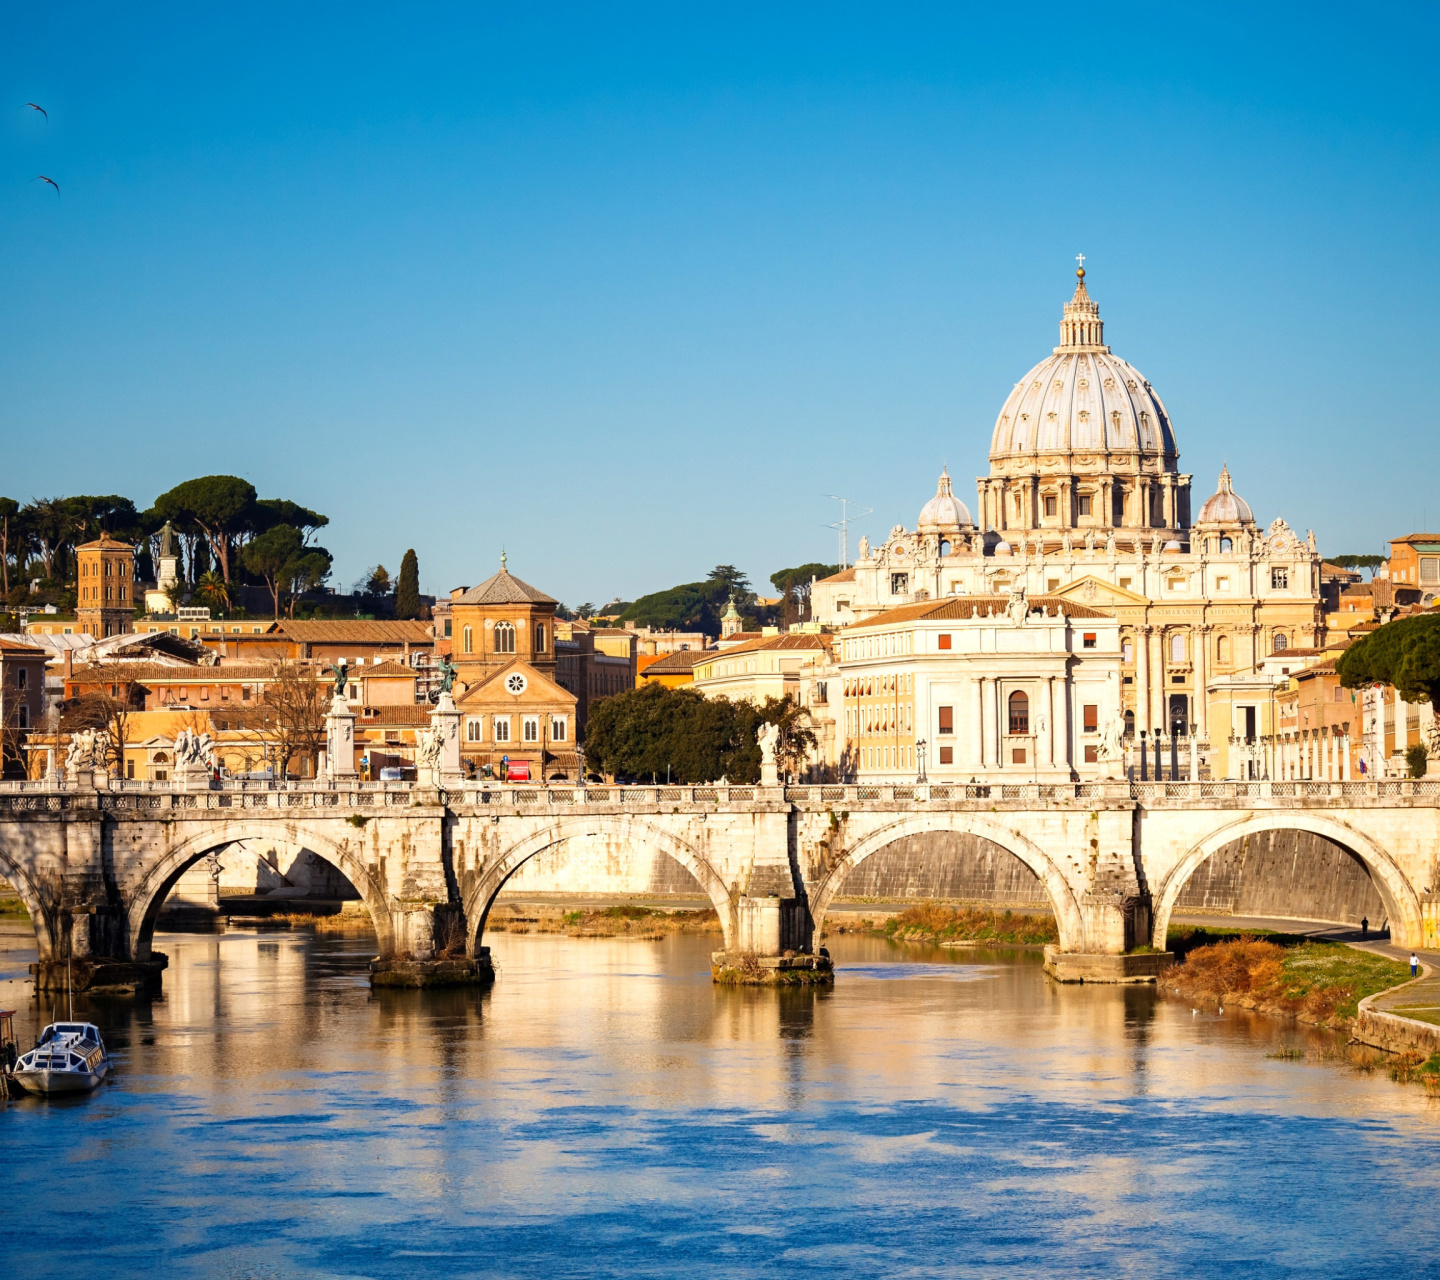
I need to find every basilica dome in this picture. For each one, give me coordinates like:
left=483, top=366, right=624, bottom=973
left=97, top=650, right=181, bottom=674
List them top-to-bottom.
left=988, top=268, right=1177, bottom=463
left=1195, top=465, right=1254, bottom=525
left=917, top=467, right=973, bottom=531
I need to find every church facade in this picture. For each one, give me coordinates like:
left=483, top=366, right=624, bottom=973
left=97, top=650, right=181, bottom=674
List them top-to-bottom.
left=812, top=266, right=1324, bottom=746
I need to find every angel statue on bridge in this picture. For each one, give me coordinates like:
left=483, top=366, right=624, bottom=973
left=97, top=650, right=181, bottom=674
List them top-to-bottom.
left=326, top=661, right=349, bottom=698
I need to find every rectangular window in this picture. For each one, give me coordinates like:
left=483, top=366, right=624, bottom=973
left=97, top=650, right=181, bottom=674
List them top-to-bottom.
left=1078, top=495, right=1092, bottom=516
left=1044, top=496, right=1057, bottom=517
left=1423, top=558, right=1440, bottom=584
left=1272, top=567, right=1289, bottom=589
left=1216, top=575, right=1230, bottom=591
left=1047, top=578, right=1060, bottom=592
left=444, top=619, right=452, bottom=638
left=938, top=633, right=951, bottom=650
left=1083, top=633, right=1096, bottom=649
left=1122, top=641, right=1133, bottom=663
left=15, top=669, right=26, bottom=690
left=1083, top=704, right=1098, bottom=732
left=17, top=705, right=28, bottom=729
left=938, top=706, right=954, bottom=734
left=523, top=716, right=539, bottom=743
left=550, top=716, right=567, bottom=742
left=466, top=717, right=484, bottom=742
left=494, top=717, right=510, bottom=743
left=1084, top=744, right=1098, bottom=763
left=938, top=746, right=953, bottom=765
left=1012, top=748, right=1027, bottom=764
left=126, top=758, right=134, bottom=779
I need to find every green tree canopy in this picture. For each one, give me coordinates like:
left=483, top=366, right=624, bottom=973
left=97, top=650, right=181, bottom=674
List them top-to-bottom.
left=153, top=475, right=257, bottom=581
left=64, top=495, right=140, bottom=541
left=252, top=498, right=328, bottom=542
left=240, top=524, right=304, bottom=618
left=395, top=549, right=421, bottom=619
left=1331, top=554, right=1387, bottom=579
left=770, top=562, right=840, bottom=623
left=707, top=564, right=751, bottom=595
left=1337, top=613, right=1440, bottom=708
left=582, top=683, right=764, bottom=782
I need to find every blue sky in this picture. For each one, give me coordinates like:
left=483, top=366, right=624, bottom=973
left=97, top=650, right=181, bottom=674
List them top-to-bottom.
left=2, top=3, right=1437, bottom=607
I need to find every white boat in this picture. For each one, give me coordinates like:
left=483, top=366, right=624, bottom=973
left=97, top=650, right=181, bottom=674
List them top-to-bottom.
left=12, top=1022, right=110, bottom=1095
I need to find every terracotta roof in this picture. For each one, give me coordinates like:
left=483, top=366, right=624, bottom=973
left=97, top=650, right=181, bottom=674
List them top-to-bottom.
left=75, top=535, right=135, bottom=551
left=454, top=568, right=555, bottom=606
left=817, top=568, right=856, bottom=584
left=848, top=595, right=1111, bottom=628
left=277, top=620, right=432, bottom=644
left=700, top=633, right=833, bottom=661
left=0, top=638, right=48, bottom=655
left=640, top=648, right=706, bottom=674
left=64, top=661, right=309, bottom=684
left=360, top=661, right=418, bottom=678
left=356, top=706, right=431, bottom=725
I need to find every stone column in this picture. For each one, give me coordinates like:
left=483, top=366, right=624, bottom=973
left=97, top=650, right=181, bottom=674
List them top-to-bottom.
left=1194, top=624, right=1210, bottom=739
left=1135, top=626, right=1152, bottom=735
left=1149, top=628, right=1165, bottom=736
left=1040, top=676, right=1055, bottom=769
left=970, top=677, right=985, bottom=770
left=979, top=677, right=993, bottom=769
left=1396, top=689, right=1408, bottom=761
left=325, top=696, right=358, bottom=781
left=1342, top=732, right=1352, bottom=780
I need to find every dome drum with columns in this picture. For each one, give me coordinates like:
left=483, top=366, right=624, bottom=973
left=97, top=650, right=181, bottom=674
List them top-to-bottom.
left=809, top=264, right=1325, bottom=760
left=979, top=266, right=1191, bottom=543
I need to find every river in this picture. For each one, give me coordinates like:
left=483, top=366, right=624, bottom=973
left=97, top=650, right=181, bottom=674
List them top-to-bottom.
left=3, top=921, right=1439, bottom=1278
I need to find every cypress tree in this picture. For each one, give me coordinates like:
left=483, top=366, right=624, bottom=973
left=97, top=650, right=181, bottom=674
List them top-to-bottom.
left=395, top=548, right=421, bottom=619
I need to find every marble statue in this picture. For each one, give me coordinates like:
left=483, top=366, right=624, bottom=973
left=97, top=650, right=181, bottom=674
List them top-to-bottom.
left=1085, top=528, right=1096, bottom=555
left=857, top=535, right=870, bottom=561
left=1005, top=585, right=1029, bottom=626
left=756, top=722, right=779, bottom=768
left=415, top=723, right=445, bottom=770
left=173, top=728, right=215, bottom=769
left=65, top=729, right=103, bottom=773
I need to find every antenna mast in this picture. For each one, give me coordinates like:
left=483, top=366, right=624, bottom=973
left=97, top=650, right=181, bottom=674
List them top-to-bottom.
left=825, top=494, right=873, bottom=570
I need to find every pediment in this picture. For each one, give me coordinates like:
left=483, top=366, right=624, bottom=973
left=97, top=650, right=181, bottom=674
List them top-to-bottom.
left=1051, top=575, right=1150, bottom=606
left=454, top=658, right=576, bottom=708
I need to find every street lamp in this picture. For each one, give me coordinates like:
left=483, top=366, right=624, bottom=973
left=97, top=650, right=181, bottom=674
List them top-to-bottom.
left=916, top=738, right=927, bottom=783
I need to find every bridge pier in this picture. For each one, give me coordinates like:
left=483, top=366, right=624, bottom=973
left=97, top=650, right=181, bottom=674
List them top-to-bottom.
left=711, top=893, right=833, bottom=985
left=369, top=900, right=494, bottom=988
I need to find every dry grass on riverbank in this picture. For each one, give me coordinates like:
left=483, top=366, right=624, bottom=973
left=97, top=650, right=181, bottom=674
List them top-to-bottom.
left=0, top=895, right=30, bottom=921
left=880, top=902, right=1058, bottom=947
left=488, top=904, right=723, bottom=939
left=242, top=911, right=375, bottom=934
left=1162, top=935, right=1407, bottom=1030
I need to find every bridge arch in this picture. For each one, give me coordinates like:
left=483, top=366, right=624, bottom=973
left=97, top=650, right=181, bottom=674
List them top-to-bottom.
left=1150, top=812, right=1425, bottom=950
left=809, top=814, right=1088, bottom=952
left=465, top=816, right=735, bottom=953
left=126, top=821, right=394, bottom=960
left=0, top=846, right=55, bottom=961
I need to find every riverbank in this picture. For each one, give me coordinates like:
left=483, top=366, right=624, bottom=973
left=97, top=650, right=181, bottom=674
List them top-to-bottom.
left=487, top=902, right=723, bottom=939
left=845, top=902, right=1059, bottom=948
left=1160, top=928, right=1408, bottom=1033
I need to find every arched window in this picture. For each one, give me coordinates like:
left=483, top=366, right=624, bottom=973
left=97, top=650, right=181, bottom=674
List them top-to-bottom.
left=1220, top=536, right=1233, bottom=553
left=939, top=539, right=952, bottom=557
left=495, top=621, right=515, bottom=653
left=462, top=625, right=473, bottom=654
left=536, top=625, right=546, bottom=653
left=1170, top=633, right=1185, bottom=663
left=1273, top=633, right=1288, bottom=653
left=1216, top=634, right=1230, bottom=664
left=1008, top=690, right=1029, bottom=735
left=1123, top=709, right=1135, bottom=738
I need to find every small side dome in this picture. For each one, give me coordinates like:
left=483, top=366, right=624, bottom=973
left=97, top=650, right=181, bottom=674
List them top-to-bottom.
left=1196, top=465, right=1255, bottom=525
left=917, top=467, right=974, bottom=532
left=993, top=539, right=1013, bottom=556
left=1163, top=539, right=1182, bottom=553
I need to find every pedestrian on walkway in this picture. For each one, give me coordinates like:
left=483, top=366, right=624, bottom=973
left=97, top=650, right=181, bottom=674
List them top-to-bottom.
left=1362, top=916, right=1369, bottom=939
left=1411, top=952, right=1420, bottom=978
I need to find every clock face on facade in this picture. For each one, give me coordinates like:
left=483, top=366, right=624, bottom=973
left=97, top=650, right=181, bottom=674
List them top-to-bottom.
left=505, top=672, right=528, bottom=696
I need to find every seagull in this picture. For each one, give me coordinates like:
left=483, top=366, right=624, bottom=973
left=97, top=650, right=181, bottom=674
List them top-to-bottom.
left=25, top=102, right=47, bottom=120
left=34, top=175, right=59, bottom=195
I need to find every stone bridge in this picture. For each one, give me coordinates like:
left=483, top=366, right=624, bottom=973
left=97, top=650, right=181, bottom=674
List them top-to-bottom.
left=1, top=776, right=1437, bottom=986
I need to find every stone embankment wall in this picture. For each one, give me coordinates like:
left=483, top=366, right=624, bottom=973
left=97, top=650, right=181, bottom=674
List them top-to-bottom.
left=1174, top=830, right=1386, bottom=926
left=832, top=832, right=1049, bottom=905
left=497, top=834, right=706, bottom=898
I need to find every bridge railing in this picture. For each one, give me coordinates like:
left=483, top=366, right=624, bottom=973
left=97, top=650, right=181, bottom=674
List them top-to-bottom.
left=0, top=777, right=1436, bottom=810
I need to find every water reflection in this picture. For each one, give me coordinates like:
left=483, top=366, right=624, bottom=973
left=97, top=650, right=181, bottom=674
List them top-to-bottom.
left=2, top=921, right=1439, bottom=1277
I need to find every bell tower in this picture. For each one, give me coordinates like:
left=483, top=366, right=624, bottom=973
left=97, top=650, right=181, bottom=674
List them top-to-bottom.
left=75, top=536, right=136, bottom=638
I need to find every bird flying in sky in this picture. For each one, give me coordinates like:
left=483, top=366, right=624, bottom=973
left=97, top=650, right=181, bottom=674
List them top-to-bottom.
left=25, top=102, right=47, bottom=119
left=34, top=175, right=59, bottom=195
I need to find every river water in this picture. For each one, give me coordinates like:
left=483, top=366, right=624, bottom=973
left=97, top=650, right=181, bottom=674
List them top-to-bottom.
left=3, top=921, right=1440, bottom=1279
